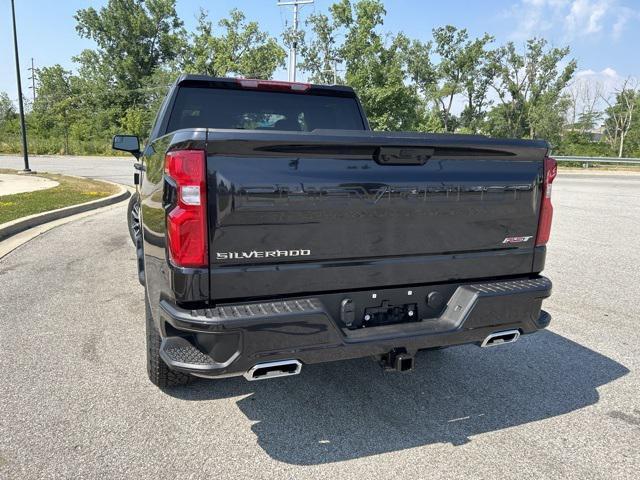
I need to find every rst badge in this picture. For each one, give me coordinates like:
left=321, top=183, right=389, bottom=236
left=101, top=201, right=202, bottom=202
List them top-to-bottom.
left=502, top=236, right=533, bottom=244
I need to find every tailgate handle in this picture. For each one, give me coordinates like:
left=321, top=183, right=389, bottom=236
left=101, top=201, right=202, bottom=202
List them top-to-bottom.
left=375, top=147, right=434, bottom=166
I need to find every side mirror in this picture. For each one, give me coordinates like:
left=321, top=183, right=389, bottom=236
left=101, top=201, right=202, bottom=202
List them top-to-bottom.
left=112, top=135, right=140, bottom=157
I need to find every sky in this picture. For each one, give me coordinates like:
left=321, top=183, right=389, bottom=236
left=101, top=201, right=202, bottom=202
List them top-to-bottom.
left=2, top=0, right=640, bottom=104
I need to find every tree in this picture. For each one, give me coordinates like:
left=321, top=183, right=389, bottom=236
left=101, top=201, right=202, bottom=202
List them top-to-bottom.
left=4, top=0, right=601, bottom=155
left=74, top=0, right=184, bottom=108
left=75, top=0, right=184, bottom=86
left=325, top=0, right=420, bottom=130
left=70, top=1, right=186, bottom=149
left=183, top=9, right=285, bottom=79
left=296, top=13, right=343, bottom=84
left=429, top=26, right=493, bottom=133
left=487, top=38, right=576, bottom=143
left=403, top=39, right=437, bottom=127
left=459, top=39, right=494, bottom=133
left=30, top=65, right=80, bottom=153
left=119, top=69, right=175, bottom=140
left=566, top=79, right=603, bottom=134
left=602, top=79, right=639, bottom=157
left=553, top=80, right=607, bottom=156
left=0, top=92, right=16, bottom=124
left=0, top=92, right=19, bottom=149
left=623, top=99, right=640, bottom=157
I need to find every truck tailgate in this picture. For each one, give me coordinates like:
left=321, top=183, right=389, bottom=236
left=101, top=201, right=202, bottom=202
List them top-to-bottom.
left=206, top=130, right=548, bottom=301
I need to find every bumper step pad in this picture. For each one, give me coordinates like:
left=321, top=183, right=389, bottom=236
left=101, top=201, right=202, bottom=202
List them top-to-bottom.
left=465, top=277, right=552, bottom=295
left=203, top=298, right=322, bottom=320
left=159, top=333, right=242, bottom=375
left=161, top=337, right=215, bottom=365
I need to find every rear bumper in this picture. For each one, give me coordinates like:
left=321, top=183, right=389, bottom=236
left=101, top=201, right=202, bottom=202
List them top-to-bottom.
left=157, top=276, right=552, bottom=378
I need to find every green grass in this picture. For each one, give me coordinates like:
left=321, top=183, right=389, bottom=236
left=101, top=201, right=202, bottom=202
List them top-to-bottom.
left=0, top=135, right=128, bottom=156
left=0, top=169, right=118, bottom=224
left=141, top=204, right=166, bottom=234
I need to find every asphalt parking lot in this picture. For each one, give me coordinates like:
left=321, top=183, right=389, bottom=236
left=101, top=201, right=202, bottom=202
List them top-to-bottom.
left=0, top=160, right=639, bottom=479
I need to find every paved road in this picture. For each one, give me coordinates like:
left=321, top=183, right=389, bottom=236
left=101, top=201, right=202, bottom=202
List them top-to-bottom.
left=1, top=154, right=134, bottom=186
left=1, top=170, right=639, bottom=479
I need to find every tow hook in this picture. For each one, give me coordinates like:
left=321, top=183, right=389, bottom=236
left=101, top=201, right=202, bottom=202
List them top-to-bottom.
left=379, top=349, right=415, bottom=373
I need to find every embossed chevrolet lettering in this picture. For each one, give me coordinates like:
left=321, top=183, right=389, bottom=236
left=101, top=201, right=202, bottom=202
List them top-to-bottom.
left=236, top=183, right=533, bottom=210
left=216, top=249, right=311, bottom=260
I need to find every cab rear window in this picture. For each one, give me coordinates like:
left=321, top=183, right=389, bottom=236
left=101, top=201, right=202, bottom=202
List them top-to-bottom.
left=166, top=87, right=366, bottom=133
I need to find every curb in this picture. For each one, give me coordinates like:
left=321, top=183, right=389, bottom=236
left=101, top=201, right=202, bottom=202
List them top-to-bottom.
left=0, top=180, right=131, bottom=242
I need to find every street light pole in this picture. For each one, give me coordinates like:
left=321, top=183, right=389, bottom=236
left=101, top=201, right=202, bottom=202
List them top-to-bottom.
left=10, top=0, right=31, bottom=173
left=278, top=0, right=313, bottom=82
left=291, top=2, right=298, bottom=82
left=28, top=58, right=37, bottom=104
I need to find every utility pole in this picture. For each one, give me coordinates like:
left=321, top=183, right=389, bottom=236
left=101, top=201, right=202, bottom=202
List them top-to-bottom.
left=10, top=0, right=31, bottom=173
left=278, top=0, right=313, bottom=82
left=28, top=58, right=36, bottom=104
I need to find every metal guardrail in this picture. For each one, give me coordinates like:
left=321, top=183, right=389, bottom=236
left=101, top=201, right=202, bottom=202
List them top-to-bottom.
left=555, top=156, right=640, bottom=166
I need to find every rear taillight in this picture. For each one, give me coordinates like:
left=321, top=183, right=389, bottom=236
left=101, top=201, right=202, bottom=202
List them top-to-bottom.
left=164, top=150, right=207, bottom=267
left=535, top=156, right=558, bottom=246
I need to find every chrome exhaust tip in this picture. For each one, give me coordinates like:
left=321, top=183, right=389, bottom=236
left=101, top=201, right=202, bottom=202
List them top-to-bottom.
left=480, top=329, right=521, bottom=348
left=244, top=360, right=302, bottom=381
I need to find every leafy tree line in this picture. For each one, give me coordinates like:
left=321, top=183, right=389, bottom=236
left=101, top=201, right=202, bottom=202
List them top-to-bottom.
left=0, top=0, right=285, bottom=155
left=1, top=0, right=639, bottom=157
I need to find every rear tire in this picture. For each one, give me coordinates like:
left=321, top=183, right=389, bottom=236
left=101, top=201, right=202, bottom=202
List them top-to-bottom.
left=127, top=192, right=141, bottom=245
left=145, top=293, right=192, bottom=387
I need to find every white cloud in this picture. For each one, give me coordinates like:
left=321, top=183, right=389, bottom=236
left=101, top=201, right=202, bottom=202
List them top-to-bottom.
left=508, top=0, right=639, bottom=40
left=508, top=0, right=570, bottom=39
left=565, top=0, right=611, bottom=34
left=612, top=7, right=640, bottom=39
left=612, top=14, right=628, bottom=38
left=572, top=67, right=628, bottom=109
left=576, top=67, right=619, bottom=79
left=577, top=67, right=619, bottom=78
left=565, top=68, right=625, bottom=123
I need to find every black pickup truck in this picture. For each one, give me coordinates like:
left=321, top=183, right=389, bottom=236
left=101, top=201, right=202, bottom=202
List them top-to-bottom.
left=113, top=74, right=555, bottom=388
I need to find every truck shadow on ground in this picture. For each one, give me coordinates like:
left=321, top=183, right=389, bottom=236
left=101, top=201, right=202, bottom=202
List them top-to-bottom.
left=165, top=330, right=628, bottom=465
